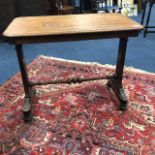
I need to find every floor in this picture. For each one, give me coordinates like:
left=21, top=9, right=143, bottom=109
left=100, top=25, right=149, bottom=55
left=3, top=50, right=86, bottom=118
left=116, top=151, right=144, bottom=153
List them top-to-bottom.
left=0, top=6, right=155, bottom=84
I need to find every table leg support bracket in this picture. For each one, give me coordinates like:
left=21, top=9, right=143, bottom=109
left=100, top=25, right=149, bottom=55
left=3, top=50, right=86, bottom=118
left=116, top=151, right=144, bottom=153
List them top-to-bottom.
left=108, top=78, right=127, bottom=111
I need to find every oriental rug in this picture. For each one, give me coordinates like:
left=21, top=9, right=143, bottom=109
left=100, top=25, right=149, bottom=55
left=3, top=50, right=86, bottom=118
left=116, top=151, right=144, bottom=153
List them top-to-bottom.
left=0, top=56, right=155, bottom=155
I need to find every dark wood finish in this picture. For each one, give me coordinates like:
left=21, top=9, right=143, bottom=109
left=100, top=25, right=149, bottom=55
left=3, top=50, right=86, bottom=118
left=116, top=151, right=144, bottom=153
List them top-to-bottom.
left=3, top=13, right=143, bottom=122
left=5, top=31, right=139, bottom=45
left=108, top=38, right=128, bottom=110
left=115, top=38, right=128, bottom=85
left=15, top=45, right=32, bottom=122
left=15, top=45, right=30, bottom=96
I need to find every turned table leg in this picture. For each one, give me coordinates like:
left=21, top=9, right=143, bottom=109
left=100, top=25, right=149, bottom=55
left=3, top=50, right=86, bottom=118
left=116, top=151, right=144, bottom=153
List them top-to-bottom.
left=108, top=37, right=128, bottom=110
left=15, top=45, right=33, bottom=122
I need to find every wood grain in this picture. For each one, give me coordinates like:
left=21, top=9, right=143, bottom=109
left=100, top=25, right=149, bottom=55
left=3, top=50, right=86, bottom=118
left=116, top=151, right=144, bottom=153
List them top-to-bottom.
left=3, top=13, right=143, bottom=38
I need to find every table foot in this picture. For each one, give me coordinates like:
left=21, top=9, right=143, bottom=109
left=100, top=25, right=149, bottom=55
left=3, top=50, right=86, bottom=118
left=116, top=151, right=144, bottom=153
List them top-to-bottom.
left=108, top=78, right=127, bottom=111
left=23, top=97, right=33, bottom=122
left=119, top=100, right=127, bottom=111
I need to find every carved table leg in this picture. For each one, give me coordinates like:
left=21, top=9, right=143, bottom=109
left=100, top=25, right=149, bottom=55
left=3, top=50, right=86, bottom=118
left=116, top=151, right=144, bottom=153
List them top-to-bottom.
left=108, top=38, right=128, bottom=110
left=15, top=45, right=33, bottom=122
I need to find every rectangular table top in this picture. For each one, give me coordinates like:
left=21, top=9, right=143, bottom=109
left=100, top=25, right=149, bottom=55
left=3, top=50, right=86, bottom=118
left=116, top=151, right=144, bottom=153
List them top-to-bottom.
left=3, top=13, right=143, bottom=44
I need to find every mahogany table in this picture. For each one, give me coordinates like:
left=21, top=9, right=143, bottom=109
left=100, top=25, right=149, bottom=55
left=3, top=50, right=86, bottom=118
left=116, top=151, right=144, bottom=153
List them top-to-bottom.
left=3, top=13, right=143, bottom=122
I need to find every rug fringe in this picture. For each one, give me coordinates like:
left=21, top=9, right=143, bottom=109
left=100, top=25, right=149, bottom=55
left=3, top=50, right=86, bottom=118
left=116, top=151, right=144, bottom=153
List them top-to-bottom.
left=40, top=55, right=155, bottom=75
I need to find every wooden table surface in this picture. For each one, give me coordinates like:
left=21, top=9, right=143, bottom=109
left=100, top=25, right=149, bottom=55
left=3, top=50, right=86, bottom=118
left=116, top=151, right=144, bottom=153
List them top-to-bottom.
left=3, top=13, right=143, bottom=38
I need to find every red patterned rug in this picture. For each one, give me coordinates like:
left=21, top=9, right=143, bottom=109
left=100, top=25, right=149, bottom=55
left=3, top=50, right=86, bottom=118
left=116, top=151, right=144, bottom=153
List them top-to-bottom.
left=0, top=56, right=155, bottom=155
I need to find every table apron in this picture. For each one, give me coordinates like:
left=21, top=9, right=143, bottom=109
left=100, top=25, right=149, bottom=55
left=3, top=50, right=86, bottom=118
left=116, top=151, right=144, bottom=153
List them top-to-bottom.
left=6, top=30, right=139, bottom=45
